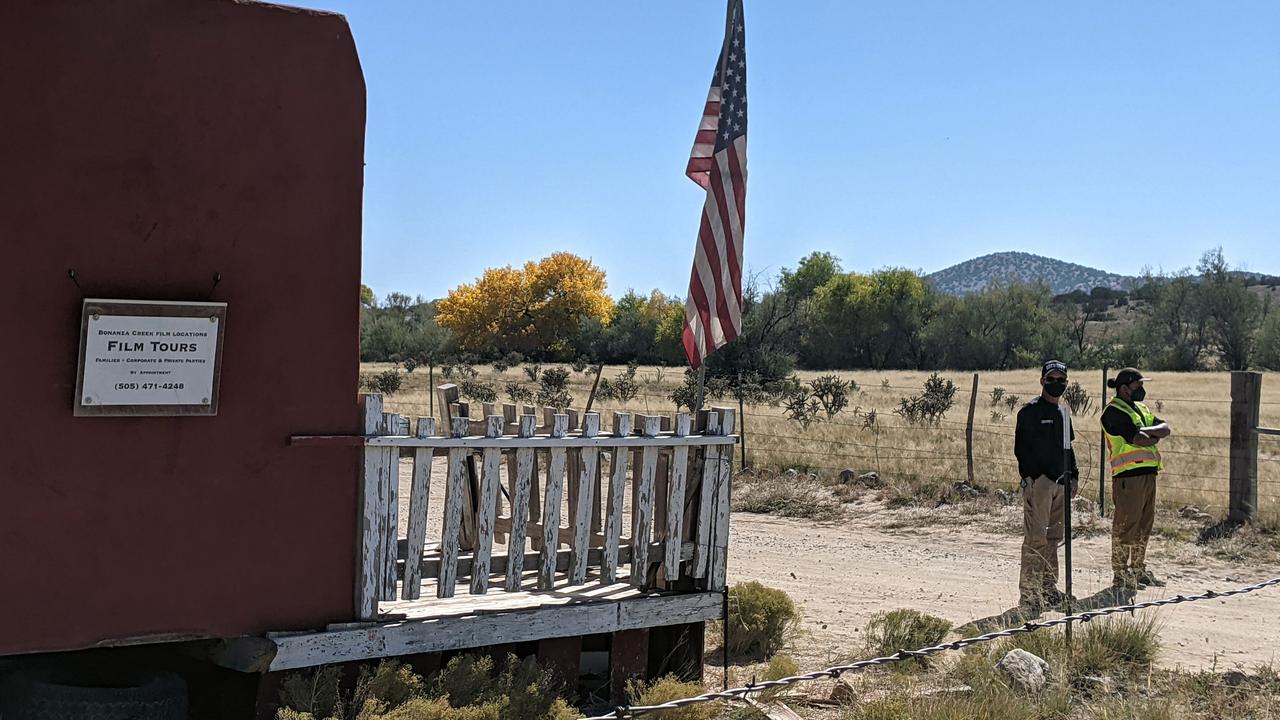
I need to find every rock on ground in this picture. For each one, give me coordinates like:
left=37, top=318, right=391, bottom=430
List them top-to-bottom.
left=996, top=648, right=1051, bottom=692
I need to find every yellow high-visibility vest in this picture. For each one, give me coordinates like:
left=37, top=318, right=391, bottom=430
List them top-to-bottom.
left=1102, top=397, right=1163, bottom=475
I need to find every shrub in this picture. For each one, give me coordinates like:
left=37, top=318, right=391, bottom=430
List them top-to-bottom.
left=492, top=352, right=524, bottom=373
left=441, top=357, right=479, bottom=381
left=571, top=357, right=592, bottom=373
left=523, top=363, right=543, bottom=382
left=597, top=363, right=640, bottom=403
left=536, top=367, right=573, bottom=408
left=363, top=369, right=404, bottom=396
left=893, top=373, right=957, bottom=425
left=810, top=374, right=854, bottom=418
left=460, top=378, right=498, bottom=404
left=1063, top=381, right=1093, bottom=416
left=505, top=382, right=534, bottom=405
left=989, top=387, right=1006, bottom=407
left=782, top=388, right=822, bottom=428
left=859, top=407, right=879, bottom=433
left=731, top=474, right=841, bottom=520
left=720, top=581, right=800, bottom=660
left=863, top=609, right=952, bottom=670
left=995, top=615, right=1160, bottom=683
left=1074, top=615, right=1160, bottom=679
left=759, top=654, right=800, bottom=702
left=763, top=654, right=799, bottom=681
left=275, top=655, right=575, bottom=720
left=276, top=660, right=423, bottom=720
left=352, top=661, right=423, bottom=714
left=277, top=664, right=344, bottom=720
left=625, top=676, right=719, bottom=720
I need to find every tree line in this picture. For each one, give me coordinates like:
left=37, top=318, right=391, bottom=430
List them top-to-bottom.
left=360, top=247, right=1280, bottom=385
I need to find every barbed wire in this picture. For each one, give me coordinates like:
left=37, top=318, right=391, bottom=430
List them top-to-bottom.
left=580, top=576, right=1280, bottom=720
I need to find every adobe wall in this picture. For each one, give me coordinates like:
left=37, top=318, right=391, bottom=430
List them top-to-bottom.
left=0, top=0, right=366, bottom=654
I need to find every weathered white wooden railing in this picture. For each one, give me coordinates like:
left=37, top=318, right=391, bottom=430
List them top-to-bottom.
left=352, top=393, right=738, bottom=620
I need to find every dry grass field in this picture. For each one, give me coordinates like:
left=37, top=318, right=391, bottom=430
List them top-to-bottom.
left=362, top=362, right=1280, bottom=717
left=366, top=363, right=1280, bottom=524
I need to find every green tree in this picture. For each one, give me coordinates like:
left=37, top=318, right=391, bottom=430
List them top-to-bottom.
left=1198, top=247, right=1262, bottom=370
left=778, top=251, right=841, bottom=301
left=804, top=269, right=933, bottom=369
left=1132, top=272, right=1208, bottom=370
left=698, top=279, right=799, bottom=387
left=922, top=279, right=1057, bottom=370
left=594, top=289, right=683, bottom=364
left=360, top=296, right=454, bottom=365
left=653, top=301, right=689, bottom=365
left=1256, top=308, right=1280, bottom=370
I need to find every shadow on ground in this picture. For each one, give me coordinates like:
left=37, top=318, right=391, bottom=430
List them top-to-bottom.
left=955, top=584, right=1139, bottom=637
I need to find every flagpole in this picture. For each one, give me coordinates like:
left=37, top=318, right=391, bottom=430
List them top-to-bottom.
left=717, top=0, right=737, bottom=84
left=694, top=365, right=707, bottom=412
left=1060, top=405, right=1074, bottom=647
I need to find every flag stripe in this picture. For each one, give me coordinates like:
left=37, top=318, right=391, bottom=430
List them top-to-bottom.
left=682, top=0, right=746, bottom=370
left=703, top=172, right=742, bottom=331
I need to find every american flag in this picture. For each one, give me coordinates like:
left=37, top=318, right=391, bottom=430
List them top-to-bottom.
left=682, top=0, right=747, bottom=369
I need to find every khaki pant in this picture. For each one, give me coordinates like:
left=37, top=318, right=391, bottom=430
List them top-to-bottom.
left=1112, top=474, right=1157, bottom=576
left=1020, top=475, right=1065, bottom=603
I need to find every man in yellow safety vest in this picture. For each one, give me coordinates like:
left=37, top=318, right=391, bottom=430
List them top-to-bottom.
left=1102, top=367, right=1172, bottom=589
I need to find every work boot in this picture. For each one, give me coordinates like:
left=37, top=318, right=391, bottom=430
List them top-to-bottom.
left=1134, top=570, right=1166, bottom=588
left=1112, top=571, right=1138, bottom=590
left=1018, top=595, right=1044, bottom=616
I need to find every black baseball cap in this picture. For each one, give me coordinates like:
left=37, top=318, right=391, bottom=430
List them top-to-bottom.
left=1041, top=360, right=1068, bottom=379
left=1113, top=367, right=1149, bottom=386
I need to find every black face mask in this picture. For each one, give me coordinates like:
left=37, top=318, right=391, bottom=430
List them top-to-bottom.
left=1045, top=381, right=1067, bottom=398
left=1130, top=386, right=1146, bottom=403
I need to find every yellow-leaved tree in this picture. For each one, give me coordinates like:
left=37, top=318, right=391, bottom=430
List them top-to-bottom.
left=437, top=252, right=613, bottom=357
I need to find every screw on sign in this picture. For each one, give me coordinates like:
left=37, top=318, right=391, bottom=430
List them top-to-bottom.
left=579, top=577, right=1280, bottom=719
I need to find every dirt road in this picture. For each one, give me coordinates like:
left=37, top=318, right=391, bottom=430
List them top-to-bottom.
left=726, top=511, right=1280, bottom=672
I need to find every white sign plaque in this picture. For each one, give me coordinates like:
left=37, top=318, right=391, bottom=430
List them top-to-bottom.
left=75, top=300, right=227, bottom=416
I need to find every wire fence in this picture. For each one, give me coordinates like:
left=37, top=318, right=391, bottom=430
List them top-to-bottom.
left=380, top=368, right=1280, bottom=518
left=580, top=576, right=1280, bottom=719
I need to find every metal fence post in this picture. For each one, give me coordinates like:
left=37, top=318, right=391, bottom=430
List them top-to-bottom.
left=1099, top=367, right=1108, bottom=517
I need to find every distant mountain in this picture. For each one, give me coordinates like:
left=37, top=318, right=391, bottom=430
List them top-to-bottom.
left=926, top=252, right=1139, bottom=296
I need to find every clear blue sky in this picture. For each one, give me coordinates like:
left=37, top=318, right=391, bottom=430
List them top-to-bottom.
left=290, top=0, right=1279, bottom=301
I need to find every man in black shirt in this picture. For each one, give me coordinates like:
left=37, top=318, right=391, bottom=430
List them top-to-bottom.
left=1013, top=360, right=1079, bottom=612
left=1101, top=367, right=1171, bottom=589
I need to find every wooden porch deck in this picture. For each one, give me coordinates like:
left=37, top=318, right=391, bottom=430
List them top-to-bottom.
left=202, top=394, right=735, bottom=674
left=210, top=579, right=721, bottom=673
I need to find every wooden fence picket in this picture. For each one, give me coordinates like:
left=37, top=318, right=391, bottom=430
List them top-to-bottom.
left=357, top=394, right=386, bottom=620
left=710, top=407, right=736, bottom=591
left=570, top=412, right=601, bottom=585
left=664, top=412, right=692, bottom=581
left=692, top=412, right=721, bottom=579
left=602, top=413, right=633, bottom=584
left=539, top=414, right=570, bottom=591
left=470, top=415, right=505, bottom=594
left=506, top=415, right=538, bottom=591
left=631, top=415, right=663, bottom=586
left=401, top=417, right=436, bottom=600
left=437, top=417, right=470, bottom=598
